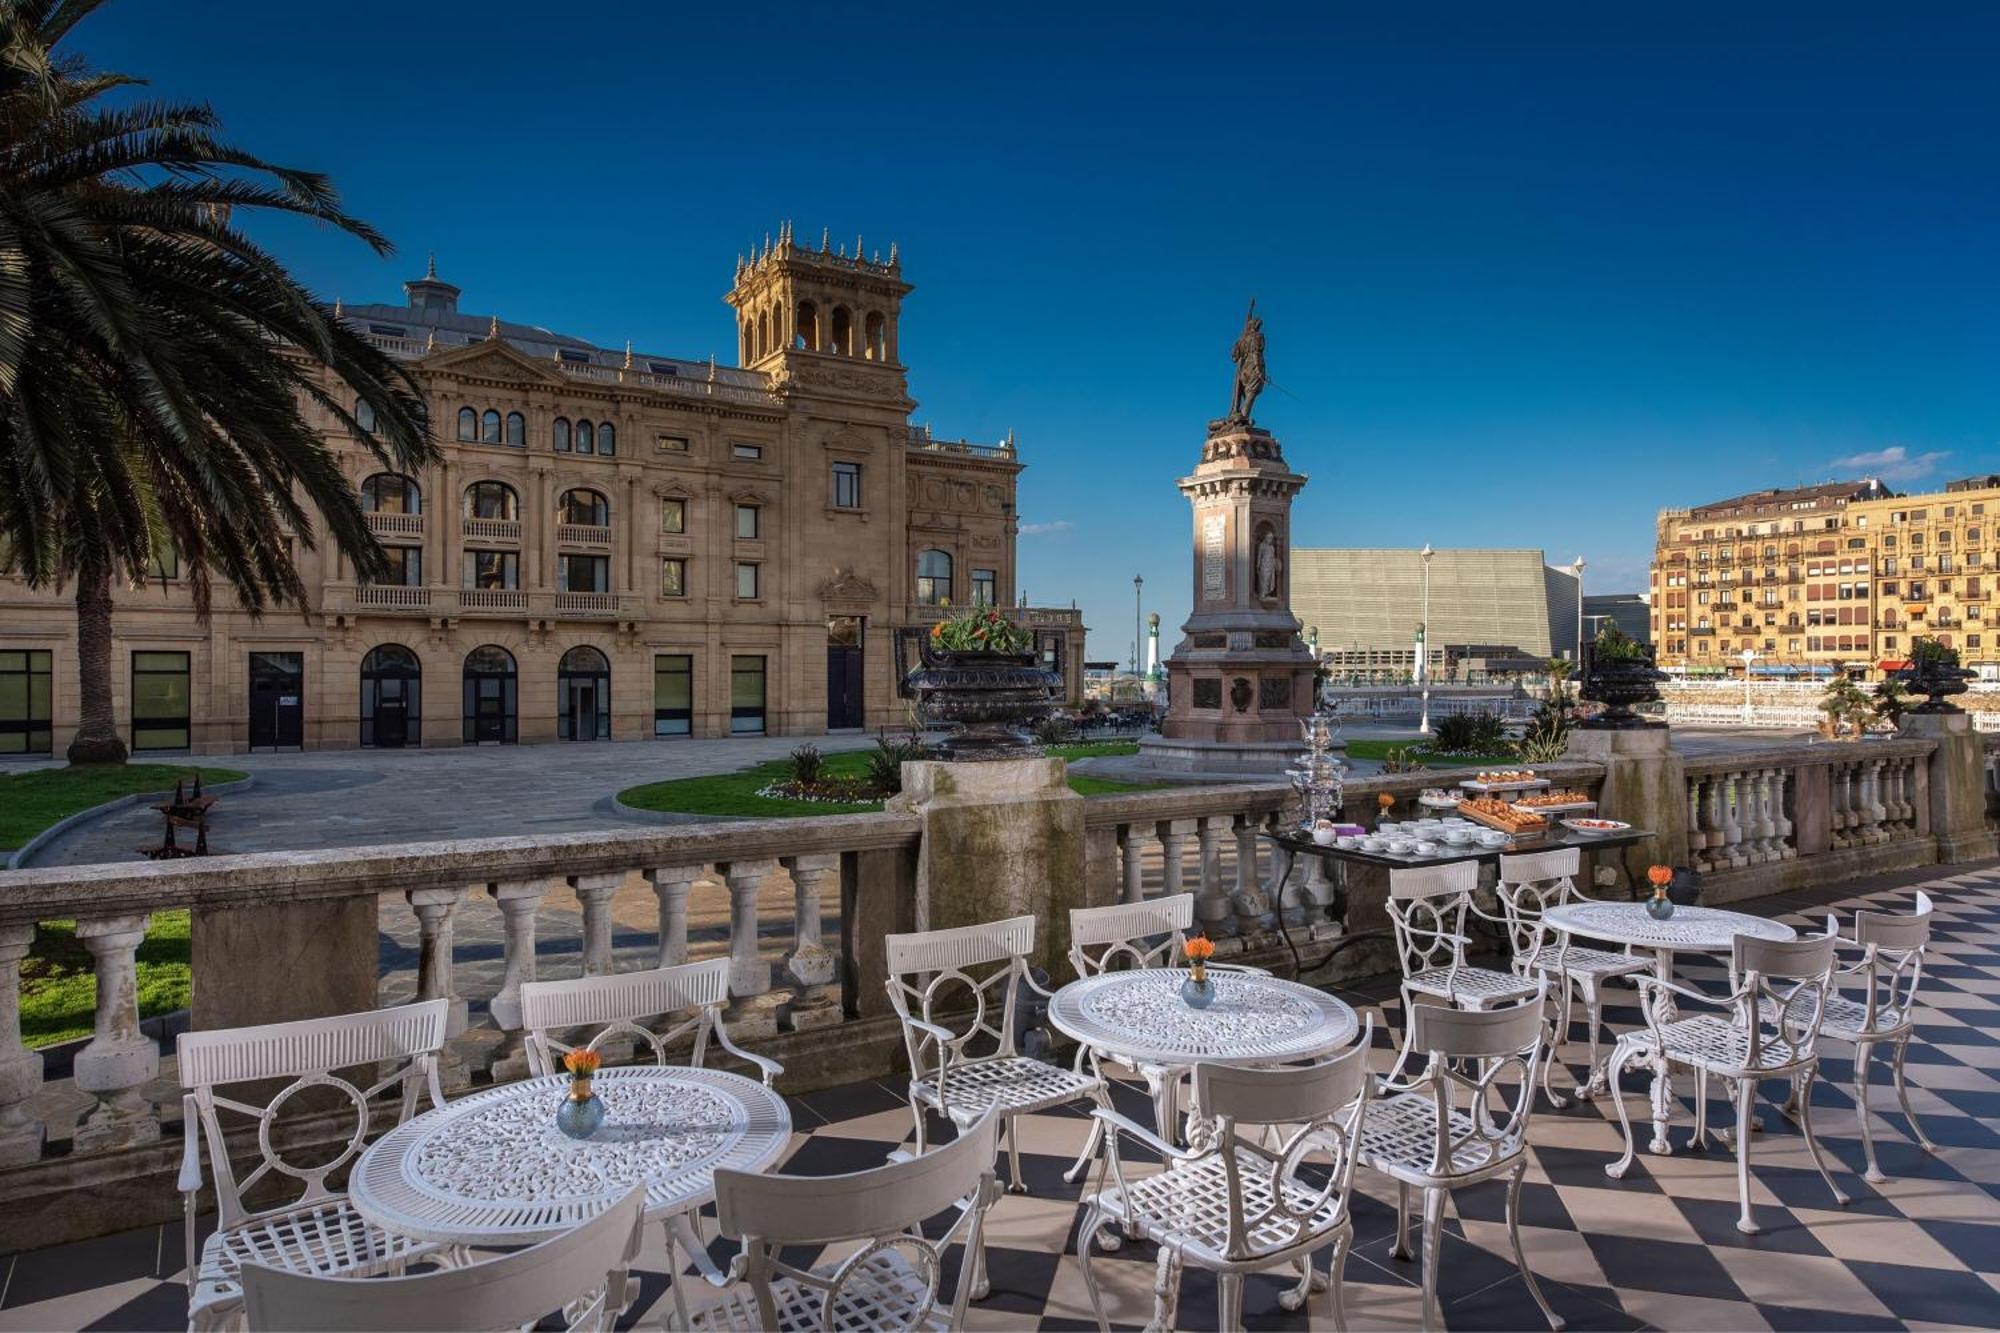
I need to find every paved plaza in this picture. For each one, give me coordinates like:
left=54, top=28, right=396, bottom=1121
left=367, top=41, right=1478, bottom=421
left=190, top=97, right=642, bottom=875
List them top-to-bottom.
left=3, top=864, right=1995, bottom=1330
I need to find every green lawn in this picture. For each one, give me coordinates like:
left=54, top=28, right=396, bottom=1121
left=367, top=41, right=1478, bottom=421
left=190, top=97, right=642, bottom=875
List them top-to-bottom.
left=618, top=740, right=1157, bottom=818
left=1341, top=740, right=1518, bottom=767
left=0, top=763, right=247, bottom=851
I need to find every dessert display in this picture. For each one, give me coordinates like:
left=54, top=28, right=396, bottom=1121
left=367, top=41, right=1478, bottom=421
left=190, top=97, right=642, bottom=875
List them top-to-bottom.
left=1460, top=769, right=1550, bottom=793
left=1512, top=788, right=1596, bottom=812
left=1456, top=796, right=1547, bottom=834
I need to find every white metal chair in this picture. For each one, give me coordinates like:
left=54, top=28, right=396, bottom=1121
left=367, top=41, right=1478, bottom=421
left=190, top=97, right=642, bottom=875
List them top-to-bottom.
left=1495, top=848, right=1650, bottom=1104
left=1386, top=861, right=1543, bottom=1086
left=1792, top=891, right=1937, bottom=1183
left=1061, top=894, right=1266, bottom=1177
left=884, top=914, right=1107, bottom=1194
left=1606, top=928, right=1848, bottom=1233
left=520, top=957, right=782, bottom=1086
left=1356, top=987, right=1565, bottom=1333
left=177, top=999, right=451, bottom=1331
left=1077, top=1020, right=1375, bottom=1332
left=669, top=1110, right=1002, bottom=1331
left=241, top=1184, right=645, bottom=1332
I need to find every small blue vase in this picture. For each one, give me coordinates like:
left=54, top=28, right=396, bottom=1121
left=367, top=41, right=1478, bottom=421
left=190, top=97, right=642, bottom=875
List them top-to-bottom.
left=1646, top=890, right=1677, bottom=921
left=1181, top=973, right=1216, bottom=1009
left=556, top=1087, right=605, bottom=1140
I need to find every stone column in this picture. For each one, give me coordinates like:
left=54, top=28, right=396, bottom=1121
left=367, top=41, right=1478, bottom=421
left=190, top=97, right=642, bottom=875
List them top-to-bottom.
left=1904, top=711, right=2000, bottom=861
left=1566, top=727, right=1689, bottom=891
left=780, top=855, right=838, bottom=986
left=719, top=860, right=777, bottom=997
left=644, top=865, right=704, bottom=968
left=569, top=872, right=624, bottom=976
left=486, top=879, right=545, bottom=1080
left=72, top=914, right=160, bottom=1153
left=0, top=925, right=44, bottom=1165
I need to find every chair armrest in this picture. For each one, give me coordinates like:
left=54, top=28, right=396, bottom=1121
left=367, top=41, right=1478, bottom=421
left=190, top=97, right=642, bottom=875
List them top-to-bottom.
left=1020, top=969, right=1060, bottom=1001
left=1630, top=974, right=1738, bottom=1010
left=710, top=1015, right=784, bottom=1087
left=901, top=1016, right=958, bottom=1045
left=177, top=1095, right=202, bottom=1195
left=1089, top=1105, right=1203, bottom=1164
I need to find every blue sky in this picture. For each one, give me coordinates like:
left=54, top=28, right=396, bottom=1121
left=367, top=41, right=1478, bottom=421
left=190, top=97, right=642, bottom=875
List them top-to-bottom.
left=86, top=2, right=2000, bottom=666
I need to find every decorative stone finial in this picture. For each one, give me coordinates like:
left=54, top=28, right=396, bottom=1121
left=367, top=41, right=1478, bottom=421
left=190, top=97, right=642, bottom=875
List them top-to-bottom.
left=820, top=227, right=830, bottom=252
left=888, top=241, right=899, bottom=265
left=426, top=253, right=437, bottom=280
left=488, top=314, right=500, bottom=339
left=424, top=328, right=436, bottom=351
left=623, top=340, right=633, bottom=369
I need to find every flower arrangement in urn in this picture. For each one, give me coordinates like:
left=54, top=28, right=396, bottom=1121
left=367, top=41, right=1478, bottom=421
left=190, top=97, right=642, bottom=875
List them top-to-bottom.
left=905, top=606, right=1061, bottom=760
left=1893, top=636, right=1975, bottom=714
left=1645, top=864, right=1677, bottom=921
left=1181, top=936, right=1217, bottom=1009
left=556, top=1049, right=605, bottom=1140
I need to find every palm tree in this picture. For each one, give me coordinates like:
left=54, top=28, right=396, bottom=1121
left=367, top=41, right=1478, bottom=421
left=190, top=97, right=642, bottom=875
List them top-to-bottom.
left=0, top=0, right=434, bottom=762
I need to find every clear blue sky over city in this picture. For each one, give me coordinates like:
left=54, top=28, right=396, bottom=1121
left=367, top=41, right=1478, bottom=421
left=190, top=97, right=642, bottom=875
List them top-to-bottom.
left=85, top=1, right=2000, bottom=666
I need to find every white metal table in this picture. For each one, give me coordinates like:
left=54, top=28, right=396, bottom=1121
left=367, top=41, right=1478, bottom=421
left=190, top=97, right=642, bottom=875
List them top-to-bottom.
left=1543, top=901, right=1795, bottom=1154
left=349, top=1066, right=792, bottom=1251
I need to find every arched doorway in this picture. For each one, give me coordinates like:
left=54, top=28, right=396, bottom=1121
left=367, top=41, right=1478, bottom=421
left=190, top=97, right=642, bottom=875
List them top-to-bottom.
left=360, top=644, right=422, bottom=748
left=462, top=645, right=517, bottom=744
left=558, top=645, right=610, bottom=741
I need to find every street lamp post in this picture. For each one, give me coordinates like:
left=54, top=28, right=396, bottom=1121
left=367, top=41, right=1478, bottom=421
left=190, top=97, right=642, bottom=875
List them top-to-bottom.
left=1418, top=544, right=1434, bottom=736
left=1571, top=557, right=1587, bottom=659
left=1132, top=575, right=1144, bottom=677
left=1740, top=647, right=1758, bottom=725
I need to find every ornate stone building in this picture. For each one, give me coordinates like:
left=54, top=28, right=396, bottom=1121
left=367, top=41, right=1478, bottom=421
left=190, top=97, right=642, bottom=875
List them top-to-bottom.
left=0, top=230, right=1083, bottom=755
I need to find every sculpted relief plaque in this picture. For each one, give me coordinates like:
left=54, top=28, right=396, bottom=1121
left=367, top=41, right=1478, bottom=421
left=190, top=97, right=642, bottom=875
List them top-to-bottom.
left=1201, top=513, right=1227, bottom=599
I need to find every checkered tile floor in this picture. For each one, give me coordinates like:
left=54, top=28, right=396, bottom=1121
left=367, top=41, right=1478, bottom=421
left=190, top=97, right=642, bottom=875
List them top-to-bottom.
left=4, top=865, right=1997, bottom=1331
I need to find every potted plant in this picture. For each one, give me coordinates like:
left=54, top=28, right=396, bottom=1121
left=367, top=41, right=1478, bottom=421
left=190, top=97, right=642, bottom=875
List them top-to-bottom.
left=904, top=607, right=1061, bottom=759
left=1576, top=626, right=1666, bottom=730
left=1893, top=636, right=1974, bottom=714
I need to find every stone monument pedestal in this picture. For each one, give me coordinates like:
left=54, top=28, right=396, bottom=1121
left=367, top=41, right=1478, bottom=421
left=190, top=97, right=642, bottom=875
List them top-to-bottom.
left=1901, top=711, right=2000, bottom=863
left=1566, top=726, right=1690, bottom=892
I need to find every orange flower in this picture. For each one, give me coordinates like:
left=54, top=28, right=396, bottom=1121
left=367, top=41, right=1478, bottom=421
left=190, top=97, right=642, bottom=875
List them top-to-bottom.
left=1378, top=792, right=1396, bottom=810
left=1647, top=864, right=1675, bottom=888
left=1183, top=936, right=1215, bottom=962
left=562, top=1049, right=601, bottom=1078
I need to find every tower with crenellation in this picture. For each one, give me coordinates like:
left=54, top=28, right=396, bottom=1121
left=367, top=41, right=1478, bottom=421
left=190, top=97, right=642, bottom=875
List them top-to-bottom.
left=724, top=223, right=913, bottom=409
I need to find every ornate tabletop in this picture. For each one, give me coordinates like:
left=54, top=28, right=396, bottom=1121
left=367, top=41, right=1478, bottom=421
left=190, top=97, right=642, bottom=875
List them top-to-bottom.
left=1544, top=901, right=1796, bottom=953
left=1048, top=968, right=1358, bottom=1069
left=350, top=1066, right=791, bottom=1246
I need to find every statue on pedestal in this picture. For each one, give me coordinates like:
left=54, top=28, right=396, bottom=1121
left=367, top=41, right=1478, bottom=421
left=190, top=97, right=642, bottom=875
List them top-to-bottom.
left=1227, top=298, right=1266, bottom=424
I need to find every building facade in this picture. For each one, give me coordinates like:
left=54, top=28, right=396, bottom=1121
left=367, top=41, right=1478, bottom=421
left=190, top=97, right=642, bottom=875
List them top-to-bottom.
left=0, top=231, right=1084, bottom=756
left=1647, top=476, right=2000, bottom=680
left=1291, top=547, right=1583, bottom=682
left=1583, top=593, right=1652, bottom=647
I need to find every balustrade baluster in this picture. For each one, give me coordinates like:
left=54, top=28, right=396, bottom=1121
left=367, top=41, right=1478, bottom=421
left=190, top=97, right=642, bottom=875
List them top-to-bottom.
left=1857, top=760, right=1886, bottom=844
left=1829, top=763, right=1853, bottom=848
left=1769, top=767, right=1796, bottom=858
left=1749, top=769, right=1778, bottom=863
left=1720, top=771, right=1748, bottom=868
left=1701, top=773, right=1727, bottom=871
left=1232, top=814, right=1261, bottom=905
left=1156, top=820, right=1189, bottom=899
left=1118, top=824, right=1148, bottom=903
left=780, top=854, right=839, bottom=986
left=720, top=859, right=778, bottom=997
left=644, top=865, right=704, bottom=968
left=569, top=873, right=624, bottom=976
left=486, top=879, right=546, bottom=1080
left=407, top=886, right=472, bottom=1081
left=72, top=914, right=159, bottom=1152
left=0, top=925, right=43, bottom=1165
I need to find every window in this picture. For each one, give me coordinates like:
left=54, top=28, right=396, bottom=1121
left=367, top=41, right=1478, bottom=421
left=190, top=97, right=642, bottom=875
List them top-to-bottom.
left=355, top=398, right=378, bottom=432
left=456, top=407, right=476, bottom=441
left=480, top=409, right=501, bottom=444
left=505, top=412, right=526, bottom=448
left=553, top=417, right=572, bottom=452
left=576, top=420, right=596, bottom=455
left=598, top=422, right=615, bottom=456
left=658, top=435, right=690, bottom=453
left=731, top=441, right=764, bottom=461
left=832, top=461, right=862, bottom=509
left=360, top=473, right=420, bottom=514
left=464, top=482, right=518, bottom=520
left=559, top=488, right=609, bottom=527
left=661, top=497, right=686, bottom=533
left=735, top=504, right=760, bottom=539
left=148, top=543, right=179, bottom=580
left=375, top=546, right=421, bottom=587
left=916, top=549, right=952, bottom=606
left=464, top=550, right=518, bottom=590
left=558, top=554, right=609, bottom=593
left=661, top=557, right=686, bottom=597
left=735, top=562, right=760, bottom=600
left=972, top=568, right=997, bottom=607
left=0, top=649, right=52, bottom=754
left=132, top=650, right=191, bottom=751
left=654, top=654, right=693, bottom=736
left=730, top=655, right=766, bottom=734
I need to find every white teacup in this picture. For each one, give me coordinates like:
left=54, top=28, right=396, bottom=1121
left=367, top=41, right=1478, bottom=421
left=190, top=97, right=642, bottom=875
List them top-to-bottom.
left=1377, top=821, right=1401, bottom=834
left=1444, top=828, right=1474, bottom=845
left=1478, top=832, right=1510, bottom=847
left=1336, top=835, right=1358, bottom=849
left=1361, top=837, right=1385, bottom=852
left=1386, top=837, right=1415, bottom=855
left=1413, top=840, right=1439, bottom=856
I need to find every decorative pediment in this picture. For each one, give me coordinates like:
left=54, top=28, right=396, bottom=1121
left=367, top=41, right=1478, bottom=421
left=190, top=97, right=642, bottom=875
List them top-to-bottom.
left=424, top=340, right=566, bottom=387
left=823, top=427, right=874, bottom=457
left=651, top=481, right=695, bottom=501
left=728, top=487, right=773, bottom=506
left=817, top=567, right=879, bottom=604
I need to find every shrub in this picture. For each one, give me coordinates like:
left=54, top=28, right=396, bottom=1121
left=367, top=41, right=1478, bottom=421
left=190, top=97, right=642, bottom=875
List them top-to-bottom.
left=1430, top=710, right=1508, bottom=755
left=1512, top=712, right=1570, bottom=763
left=1032, top=715, right=1077, bottom=745
left=868, top=735, right=928, bottom=795
left=788, top=744, right=824, bottom=786
left=1382, top=744, right=1428, bottom=774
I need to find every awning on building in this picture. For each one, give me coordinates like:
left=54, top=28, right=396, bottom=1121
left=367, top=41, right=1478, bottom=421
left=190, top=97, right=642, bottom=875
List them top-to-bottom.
left=1877, top=659, right=1909, bottom=671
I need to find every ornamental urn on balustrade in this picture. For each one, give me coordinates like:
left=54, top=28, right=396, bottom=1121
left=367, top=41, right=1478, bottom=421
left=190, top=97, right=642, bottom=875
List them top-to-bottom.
left=906, top=611, right=1061, bottom=760
left=1577, top=629, right=1667, bottom=731
left=1891, top=638, right=1974, bottom=714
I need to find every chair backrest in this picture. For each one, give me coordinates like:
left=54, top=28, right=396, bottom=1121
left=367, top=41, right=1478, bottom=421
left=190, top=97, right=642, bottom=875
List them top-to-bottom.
left=1494, top=848, right=1580, bottom=959
left=1388, top=861, right=1479, bottom=980
left=1839, top=890, right=1933, bottom=1033
left=1069, top=894, right=1195, bottom=975
left=884, top=915, right=1034, bottom=1068
left=1733, top=927, right=1839, bottom=1068
left=521, top=958, right=728, bottom=1078
left=1404, top=984, right=1548, bottom=1179
left=177, top=999, right=448, bottom=1230
left=1192, top=1018, right=1374, bottom=1263
left=711, top=1111, right=1001, bottom=1332
left=241, top=1185, right=645, bottom=1332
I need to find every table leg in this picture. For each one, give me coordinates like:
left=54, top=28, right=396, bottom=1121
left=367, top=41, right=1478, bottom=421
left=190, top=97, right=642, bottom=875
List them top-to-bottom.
left=1647, top=947, right=1676, bottom=1156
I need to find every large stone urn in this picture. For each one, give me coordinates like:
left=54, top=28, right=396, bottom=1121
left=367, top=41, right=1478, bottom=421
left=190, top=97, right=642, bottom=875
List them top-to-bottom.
left=1577, top=644, right=1667, bottom=730
left=906, top=648, right=1060, bottom=760
left=1892, top=656, right=1974, bottom=714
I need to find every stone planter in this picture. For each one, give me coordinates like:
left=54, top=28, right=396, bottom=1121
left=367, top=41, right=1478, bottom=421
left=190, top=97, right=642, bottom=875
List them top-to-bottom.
left=905, top=648, right=1060, bottom=760
left=1577, top=651, right=1667, bottom=730
left=1892, top=660, right=1974, bottom=714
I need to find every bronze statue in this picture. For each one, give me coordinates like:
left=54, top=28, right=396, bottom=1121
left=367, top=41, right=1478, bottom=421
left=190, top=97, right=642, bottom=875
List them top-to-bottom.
left=1228, top=298, right=1266, bottom=423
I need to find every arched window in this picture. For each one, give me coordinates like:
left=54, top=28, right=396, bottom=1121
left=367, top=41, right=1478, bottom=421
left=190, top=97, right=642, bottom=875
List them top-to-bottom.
left=795, top=300, right=819, bottom=350
left=830, top=306, right=852, bottom=356
left=757, top=309, right=770, bottom=358
left=864, top=311, right=886, bottom=361
left=355, top=398, right=378, bottom=432
left=456, top=407, right=476, bottom=441
left=480, top=409, right=502, bottom=444
left=504, top=411, right=526, bottom=448
left=552, top=417, right=571, bottom=452
left=576, top=419, right=595, bottom=455
left=598, top=422, right=615, bottom=456
left=360, top=473, right=421, bottom=515
left=463, top=481, right=518, bottom=521
left=559, top=488, right=609, bottom=526
left=916, top=549, right=953, bottom=606
left=360, top=644, right=421, bottom=748
left=462, top=645, right=517, bottom=744
left=557, top=645, right=610, bottom=741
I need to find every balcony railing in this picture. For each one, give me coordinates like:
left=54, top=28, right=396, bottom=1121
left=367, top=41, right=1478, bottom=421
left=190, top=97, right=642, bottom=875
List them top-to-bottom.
left=363, top=511, right=424, bottom=538
left=462, top=517, right=523, bottom=543
left=557, top=522, right=613, bottom=549
left=354, top=584, right=431, bottom=610
left=322, top=586, right=635, bottom=619
left=459, top=587, right=530, bottom=614
left=554, top=591, right=632, bottom=617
